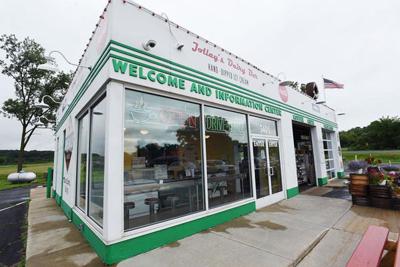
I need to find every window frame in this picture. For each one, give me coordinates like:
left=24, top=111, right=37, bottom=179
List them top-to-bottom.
left=121, top=85, right=280, bottom=237
left=123, top=88, right=206, bottom=231
left=74, top=92, right=107, bottom=228
left=203, top=105, right=253, bottom=209
left=75, top=111, right=90, bottom=213
left=322, top=129, right=336, bottom=177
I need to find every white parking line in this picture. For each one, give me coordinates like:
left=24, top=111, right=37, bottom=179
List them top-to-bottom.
left=0, top=201, right=27, bottom=213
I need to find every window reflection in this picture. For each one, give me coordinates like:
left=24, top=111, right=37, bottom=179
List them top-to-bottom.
left=124, top=90, right=204, bottom=231
left=88, top=97, right=106, bottom=226
left=204, top=107, right=252, bottom=208
left=76, top=113, right=89, bottom=211
left=249, top=116, right=277, bottom=136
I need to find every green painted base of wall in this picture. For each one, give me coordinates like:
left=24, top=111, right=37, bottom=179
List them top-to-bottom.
left=337, top=171, right=346, bottom=179
left=318, top=177, right=328, bottom=186
left=286, top=187, right=299, bottom=198
left=53, top=193, right=255, bottom=264
left=55, top=193, right=61, bottom=206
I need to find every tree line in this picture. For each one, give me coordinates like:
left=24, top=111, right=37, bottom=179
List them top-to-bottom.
left=340, top=117, right=400, bottom=150
left=0, top=150, right=54, bottom=165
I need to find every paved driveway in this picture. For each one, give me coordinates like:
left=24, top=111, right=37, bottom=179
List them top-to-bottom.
left=0, top=186, right=31, bottom=266
left=119, top=195, right=352, bottom=267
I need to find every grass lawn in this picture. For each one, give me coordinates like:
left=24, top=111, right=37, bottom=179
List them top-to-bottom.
left=342, top=150, right=400, bottom=163
left=0, top=162, right=53, bottom=191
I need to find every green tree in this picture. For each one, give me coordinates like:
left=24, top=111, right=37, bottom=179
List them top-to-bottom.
left=0, top=34, right=71, bottom=171
left=340, top=116, right=400, bottom=150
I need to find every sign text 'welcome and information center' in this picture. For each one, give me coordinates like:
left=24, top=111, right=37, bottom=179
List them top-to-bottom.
left=112, top=59, right=281, bottom=116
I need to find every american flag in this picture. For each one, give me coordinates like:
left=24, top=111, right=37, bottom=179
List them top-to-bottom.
left=323, top=78, right=344, bottom=89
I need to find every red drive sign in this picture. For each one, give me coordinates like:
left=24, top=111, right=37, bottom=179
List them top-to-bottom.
left=278, top=81, right=289, bottom=103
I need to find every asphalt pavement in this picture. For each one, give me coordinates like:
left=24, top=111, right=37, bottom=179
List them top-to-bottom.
left=0, top=186, right=32, bottom=266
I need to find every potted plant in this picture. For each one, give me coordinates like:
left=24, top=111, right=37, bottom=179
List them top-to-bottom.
left=348, top=160, right=368, bottom=174
left=368, top=168, right=392, bottom=209
left=389, top=172, right=400, bottom=210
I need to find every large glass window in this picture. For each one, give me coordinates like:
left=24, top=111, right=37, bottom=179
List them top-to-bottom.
left=124, top=90, right=204, bottom=231
left=88, top=97, right=106, bottom=226
left=204, top=107, right=252, bottom=208
left=76, top=113, right=89, bottom=211
left=249, top=116, right=277, bottom=136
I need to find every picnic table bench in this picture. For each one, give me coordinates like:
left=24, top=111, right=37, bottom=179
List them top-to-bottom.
left=347, top=225, right=400, bottom=267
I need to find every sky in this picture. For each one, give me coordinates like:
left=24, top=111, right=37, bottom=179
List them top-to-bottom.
left=0, top=0, right=399, bottom=151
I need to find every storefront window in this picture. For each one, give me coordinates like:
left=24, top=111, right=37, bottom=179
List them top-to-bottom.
left=124, top=90, right=204, bottom=231
left=88, top=97, right=106, bottom=226
left=204, top=107, right=252, bottom=208
left=76, top=113, right=89, bottom=211
left=249, top=116, right=277, bottom=136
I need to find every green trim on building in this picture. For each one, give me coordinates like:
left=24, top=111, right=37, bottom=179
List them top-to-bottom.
left=55, top=40, right=337, bottom=133
left=109, top=42, right=337, bottom=128
left=46, top=167, right=53, bottom=199
left=337, top=171, right=346, bottom=178
left=317, top=177, right=328, bottom=186
left=286, top=187, right=299, bottom=198
left=53, top=193, right=255, bottom=264
left=55, top=193, right=61, bottom=206
left=60, top=198, right=73, bottom=220
left=105, top=201, right=255, bottom=264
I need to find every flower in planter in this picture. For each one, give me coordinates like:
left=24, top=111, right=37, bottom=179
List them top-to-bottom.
left=365, top=156, right=382, bottom=166
left=348, top=160, right=368, bottom=172
left=381, top=165, right=400, bottom=172
left=368, top=171, right=385, bottom=185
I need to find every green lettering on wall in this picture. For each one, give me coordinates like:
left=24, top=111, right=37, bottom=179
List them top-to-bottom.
left=112, top=59, right=128, bottom=74
left=129, top=64, right=137, bottom=77
left=138, top=67, right=147, bottom=80
left=147, top=70, right=156, bottom=82
left=156, top=73, right=167, bottom=84
left=167, top=76, right=178, bottom=88
left=178, top=79, right=185, bottom=90
left=190, top=82, right=198, bottom=93
left=198, top=84, right=206, bottom=95
left=206, top=87, right=212, bottom=96
left=293, top=114, right=304, bottom=123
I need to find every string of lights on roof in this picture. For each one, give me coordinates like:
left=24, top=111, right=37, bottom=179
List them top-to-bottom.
left=72, top=0, right=317, bottom=101
left=74, top=0, right=279, bottom=83
left=122, top=0, right=279, bottom=82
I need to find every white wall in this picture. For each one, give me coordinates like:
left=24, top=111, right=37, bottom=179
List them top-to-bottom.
left=103, top=81, right=124, bottom=242
left=279, top=112, right=298, bottom=191
left=311, top=124, right=327, bottom=181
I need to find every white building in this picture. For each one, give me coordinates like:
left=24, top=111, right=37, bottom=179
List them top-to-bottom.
left=52, top=0, right=344, bottom=264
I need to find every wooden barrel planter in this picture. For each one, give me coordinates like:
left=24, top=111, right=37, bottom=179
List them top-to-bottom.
left=349, top=174, right=370, bottom=206
left=349, top=174, right=369, bottom=196
left=369, top=185, right=392, bottom=209
left=352, top=195, right=370, bottom=206
left=392, top=197, right=400, bottom=210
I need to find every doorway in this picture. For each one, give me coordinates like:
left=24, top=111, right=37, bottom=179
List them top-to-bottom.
left=292, top=123, right=316, bottom=192
left=251, top=137, right=284, bottom=208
